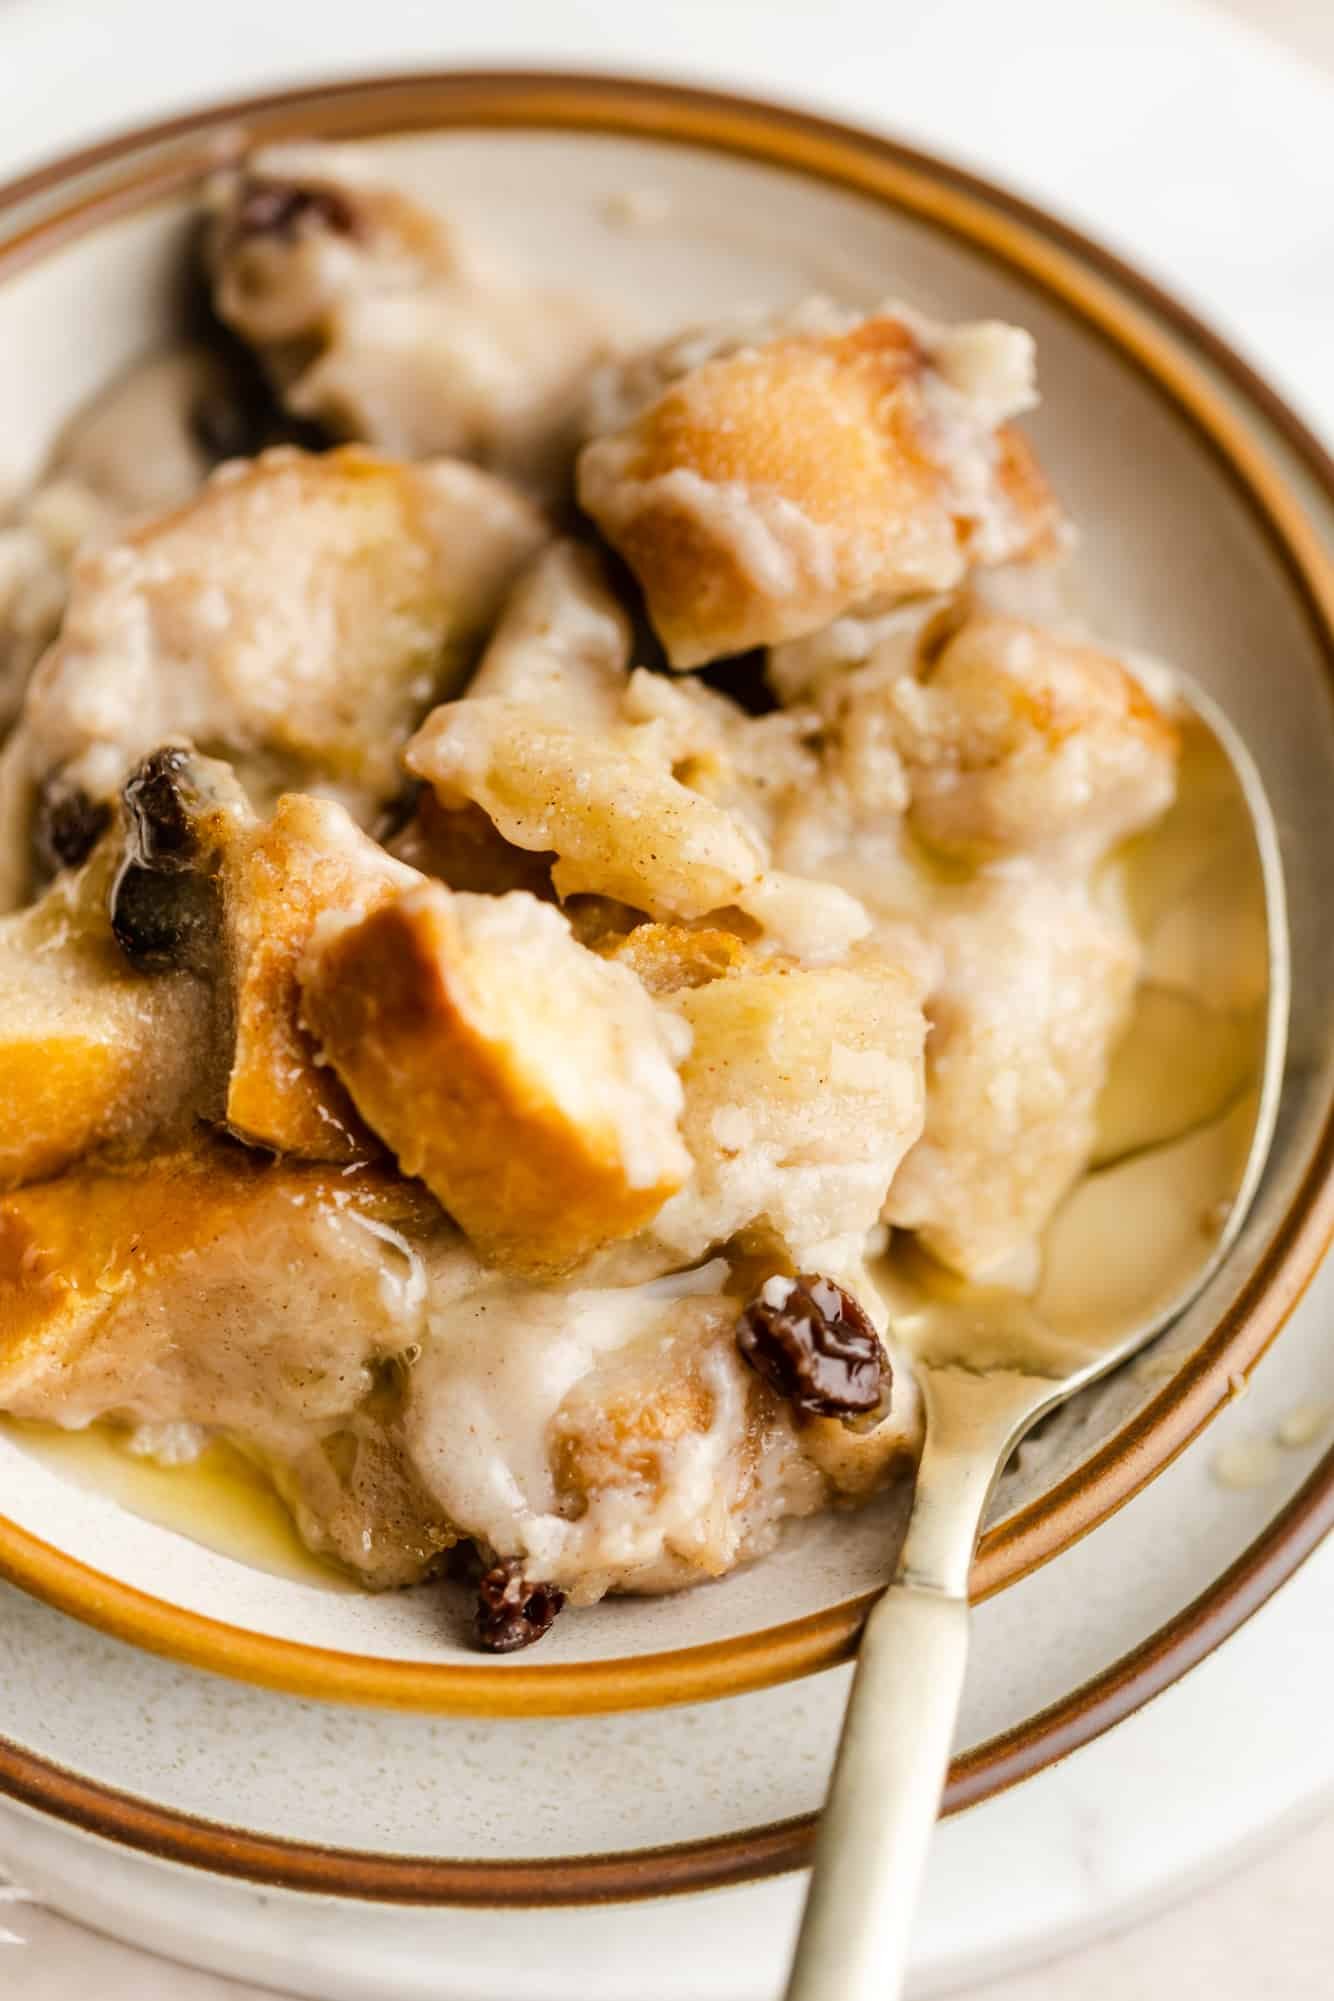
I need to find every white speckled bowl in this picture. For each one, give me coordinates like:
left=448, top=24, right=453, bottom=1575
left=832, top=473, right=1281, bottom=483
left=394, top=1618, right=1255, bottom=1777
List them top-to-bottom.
left=0, top=73, right=1332, bottom=1725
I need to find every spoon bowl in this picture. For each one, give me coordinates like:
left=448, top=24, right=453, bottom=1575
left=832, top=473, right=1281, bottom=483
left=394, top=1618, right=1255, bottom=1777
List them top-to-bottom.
left=786, top=671, right=1289, bottom=2001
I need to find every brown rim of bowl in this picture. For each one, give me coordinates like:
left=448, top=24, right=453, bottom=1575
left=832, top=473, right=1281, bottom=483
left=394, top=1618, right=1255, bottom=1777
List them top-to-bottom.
left=0, top=65, right=1329, bottom=1815
left=1, top=1444, right=1330, bottom=1907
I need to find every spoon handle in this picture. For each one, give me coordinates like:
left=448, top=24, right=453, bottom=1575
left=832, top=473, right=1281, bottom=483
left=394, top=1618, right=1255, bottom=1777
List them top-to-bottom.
left=783, top=1580, right=970, bottom=2001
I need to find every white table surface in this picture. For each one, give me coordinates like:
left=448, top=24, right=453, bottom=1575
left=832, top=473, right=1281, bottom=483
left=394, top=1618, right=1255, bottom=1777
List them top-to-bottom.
left=1, top=0, right=1331, bottom=1994
left=9, top=1813, right=1333, bottom=2001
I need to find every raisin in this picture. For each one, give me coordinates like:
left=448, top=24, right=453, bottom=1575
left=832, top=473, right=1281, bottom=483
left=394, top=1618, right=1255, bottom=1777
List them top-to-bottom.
left=233, top=177, right=358, bottom=244
left=109, top=748, right=222, bottom=973
left=122, top=748, right=203, bottom=867
left=31, top=779, right=110, bottom=881
left=109, top=862, right=211, bottom=970
left=737, top=1274, right=890, bottom=1420
left=474, top=1559, right=566, bottom=1654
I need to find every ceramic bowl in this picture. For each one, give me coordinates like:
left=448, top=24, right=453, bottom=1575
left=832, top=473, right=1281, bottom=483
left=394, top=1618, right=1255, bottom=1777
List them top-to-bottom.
left=0, top=72, right=1331, bottom=1718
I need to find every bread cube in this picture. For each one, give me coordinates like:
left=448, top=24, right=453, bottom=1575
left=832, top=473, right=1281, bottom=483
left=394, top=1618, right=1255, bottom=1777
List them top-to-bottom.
left=205, top=144, right=609, bottom=469
left=578, top=307, right=1061, bottom=666
left=0, top=348, right=257, bottom=738
left=2, top=446, right=545, bottom=885
left=467, top=539, right=630, bottom=724
left=891, top=614, right=1179, bottom=863
left=406, top=697, right=766, bottom=919
left=224, top=794, right=422, bottom=1159
left=0, top=840, right=216, bottom=1189
left=885, top=875, right=1139, bottom=1278
left=300, top=883, right=691, bottom=1274
left=654, top=956, right=928, bottom=1265
left=0, top=1142, right=464, bottom=1586
left=549, top=1310, right=800, bottom=1595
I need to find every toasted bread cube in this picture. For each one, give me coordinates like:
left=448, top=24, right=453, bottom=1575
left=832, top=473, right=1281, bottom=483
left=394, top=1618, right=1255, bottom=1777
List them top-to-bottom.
left=205, top=144, right=609, bottom=469
left=206, top=144, right=459, bottom=350
left=577, top=308, right=1061, bottom=667
left=0, top=348, right=259, bottom=738
left=2, top=447, right=545, bottom=884
left=467, top=539, right=631, bottom=724
left=891, top=614, right=1179, bottom=863
left=406, top=698, right=766, bottom=919
left=224, top=794, right=422, bottom=1159
left=0, top=841, right=216, bottom=1189
left=885, top=875, right=1139, bottom=1279
left=300, top=883, right=691, bottom=1274
left=654, top=957, right=928, bottom=1265
left=0, top=1143, right=464, bottom=1586
left=0, top=1143, right=444, bottom=1406
left=402, top=1272, right=793, bottom=1598
left=547, top=1291, right=920, bottom=1596
left=548, top=1309, right=806, bottom=1595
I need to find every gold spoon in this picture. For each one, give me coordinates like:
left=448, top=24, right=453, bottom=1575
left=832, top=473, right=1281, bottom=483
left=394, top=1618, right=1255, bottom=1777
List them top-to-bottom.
left=784, top=677, right=1289, bottom=2001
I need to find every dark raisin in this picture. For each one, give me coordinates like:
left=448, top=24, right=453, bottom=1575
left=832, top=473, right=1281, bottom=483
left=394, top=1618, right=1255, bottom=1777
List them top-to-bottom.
left=233, top=177, right=358, bottom=244
left=122, top=747, right=203, bottom=867
left=109, top=748, right=222, bottom=973
left=31, top=780, right=110, bottom=880
left=109, top=862, right=214, bottom=970
left=736, top=1274, right=890, bottom=1419
left=474, top=1559, right=566, bottom=1654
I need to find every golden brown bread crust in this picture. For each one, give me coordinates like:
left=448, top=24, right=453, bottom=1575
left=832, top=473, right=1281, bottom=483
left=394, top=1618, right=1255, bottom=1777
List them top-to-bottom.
left=577, top=315, right=1061, bottom=667
left=224, top=794, right=421, bottom=1160
left=0, top=840, right=218, bottom=1191
left=299, top=883, right=690, bottom=1276
left=0, top=1036, right=138, bottom=1188
left=0, top=1141, right=441, bottom=1378
left=0, top=1142, right=462, bottom=1586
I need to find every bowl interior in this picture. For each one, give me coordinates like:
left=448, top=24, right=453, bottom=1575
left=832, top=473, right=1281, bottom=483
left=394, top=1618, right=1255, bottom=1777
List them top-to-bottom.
left=0, top=110, right=1331, bottom=1703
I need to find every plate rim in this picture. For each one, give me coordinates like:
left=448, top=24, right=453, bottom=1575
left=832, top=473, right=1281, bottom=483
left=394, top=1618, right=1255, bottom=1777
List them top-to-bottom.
left=0, top=67, right=1331, bottom=1749
left=2, top=1445, right=1330, bottom=1907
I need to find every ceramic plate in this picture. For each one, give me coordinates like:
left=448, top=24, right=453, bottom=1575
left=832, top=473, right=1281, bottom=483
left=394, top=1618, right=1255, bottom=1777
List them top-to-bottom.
left=0, top=75, right=1332, bottom=1728
left=1, top=1242, right=1331, bottom=1996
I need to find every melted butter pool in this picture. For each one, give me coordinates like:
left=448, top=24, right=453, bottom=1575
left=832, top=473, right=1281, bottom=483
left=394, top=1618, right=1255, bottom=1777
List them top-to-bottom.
left=0, top=1417, right=354, bottom=1588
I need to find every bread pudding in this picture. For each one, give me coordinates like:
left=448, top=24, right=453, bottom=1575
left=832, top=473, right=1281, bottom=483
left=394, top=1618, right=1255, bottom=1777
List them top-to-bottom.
left=0, top=145, right=1182, bottom=1646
